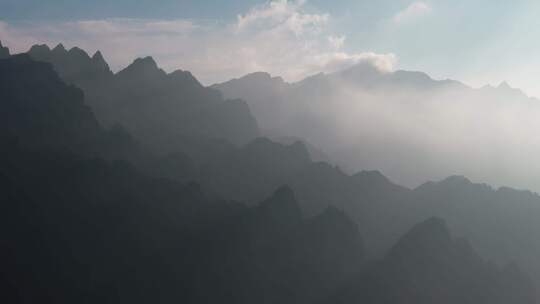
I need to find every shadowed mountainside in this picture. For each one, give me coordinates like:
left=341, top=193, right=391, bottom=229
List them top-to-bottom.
left=27, top=44, right=259, bottom=156
left=0, top=53, right=366, bottom=304
left=0, top=54, right=138, bottom=160
left=145, top=131, right=540, bottom=295
left=326, top=218, right=536, bottom=304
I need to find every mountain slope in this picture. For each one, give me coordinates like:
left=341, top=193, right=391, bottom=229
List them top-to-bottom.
left=1, top=40, right=539, bottom=304
left=27, top=44, right=259, bottom=155
left=0, top=52, right=366, bottom=304
left=0, top=54, right=137, bottom=159
left=152, top=133, right=540, bottom=297
left=327, top=218, right=536, bottom=304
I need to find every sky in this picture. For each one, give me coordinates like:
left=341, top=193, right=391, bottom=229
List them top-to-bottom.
left=1, top=0, right=540, bottom=96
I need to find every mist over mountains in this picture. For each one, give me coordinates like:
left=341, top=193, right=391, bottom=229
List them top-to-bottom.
left=1, top=40, right=540, bottom=303
left=214, top=63, right=540, bottom=192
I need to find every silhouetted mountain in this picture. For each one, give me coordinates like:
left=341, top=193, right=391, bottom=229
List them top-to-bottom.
left=2, top=39, right=539, bottom=303
left=0, top=40, right=10, bottom=59
left=28, top=43, right=113, bottom=83
left=27, top=44, right=259, bottom=155
left=50, top=50, right=540, bottom=298
left=0, top=53, right=367, bottom=304
left=0, top=55, right=137, bottom=159
left=214, top=71, right=290, bottom=135
left=148, top=131, right=540, bottom=296
left=150, top=136, right=411, bottom=254
left=0, top=143, right=236, bottom=303
left=1, top=143, right=366, bottom=303
left=409, top=176, right=540, bottom=298
left=190, top=186, right=364, bottom=304
left=327, top=218, right=536, bottom=304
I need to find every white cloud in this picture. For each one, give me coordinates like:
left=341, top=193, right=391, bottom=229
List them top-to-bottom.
left=0, top=0, right=396, bottom=84
left=236, top=0, right=326, bottom=35
left=393, top=1, right=432, bottom=24
left=74, top=19, right=198, bottom=35
left=328, top=35, right=345, bottom=50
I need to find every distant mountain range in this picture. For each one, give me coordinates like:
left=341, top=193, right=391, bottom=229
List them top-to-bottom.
left=1, top=41, right=539, bottom=303
left=213, top=63, right=540, bottom=193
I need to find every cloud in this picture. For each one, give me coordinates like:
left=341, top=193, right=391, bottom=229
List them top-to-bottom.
left=0, top=0, right=396, bottom=84
left=236, top=0, right=328, bottom=36
left=393, top=1, right=432, bottom=24
left=74, top=19, right=198, bottom=35
left=327, top=35, right=345, bottom=50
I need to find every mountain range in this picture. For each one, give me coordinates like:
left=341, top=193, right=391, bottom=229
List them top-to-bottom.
left=1, top=41, right=539, bottom=303
left=27, top=43, right=259, bottom=157
left=214, top=63, right=540, bottom=193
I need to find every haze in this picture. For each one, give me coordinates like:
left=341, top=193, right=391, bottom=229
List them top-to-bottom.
left=3, top=1, right=540, bottom=303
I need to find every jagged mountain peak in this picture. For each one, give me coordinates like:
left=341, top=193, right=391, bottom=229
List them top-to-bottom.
left=26, top=42, right=114, bottom=81
left=52, top=43, right=67, bottom=53
left=28, top=44, right=51, bottom=55
left=67, top=46, right=90, bottom=58
left=91, top=50, right=111, bottom=71
left=91, top=50, right=104, bottom=61
left=0, top=54, right=104, bottom=150
left=117, top=56, right=163, bottom=78
left=132, top=56, right=158, bottom=67
left=169, top=69, right=203, bottom=87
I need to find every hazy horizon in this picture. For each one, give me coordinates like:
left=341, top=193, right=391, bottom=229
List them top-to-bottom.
left=3, top=0, right=540, bottom=97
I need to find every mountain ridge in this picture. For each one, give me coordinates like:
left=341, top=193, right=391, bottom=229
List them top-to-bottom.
left=25, top=43, right=260, bottom=154
left=1, top=44, right=539, bottom=303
